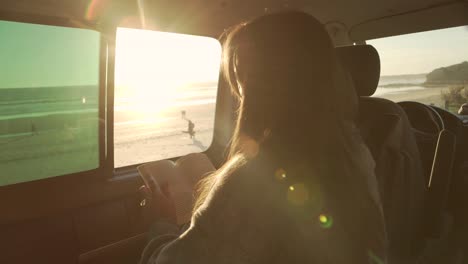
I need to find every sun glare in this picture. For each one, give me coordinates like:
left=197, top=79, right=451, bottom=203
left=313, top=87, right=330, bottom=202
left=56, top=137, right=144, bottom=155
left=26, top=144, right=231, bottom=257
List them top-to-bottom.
left=115, top=28, right=221, bottom=117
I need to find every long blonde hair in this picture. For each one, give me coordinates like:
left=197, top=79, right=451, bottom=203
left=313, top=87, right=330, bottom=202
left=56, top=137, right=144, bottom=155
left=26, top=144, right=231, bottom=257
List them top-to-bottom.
left=194, top=11, right=373, bottom=218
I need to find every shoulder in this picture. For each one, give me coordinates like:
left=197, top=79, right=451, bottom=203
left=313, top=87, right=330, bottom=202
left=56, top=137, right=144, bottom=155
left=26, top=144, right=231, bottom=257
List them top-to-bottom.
left=188, top=154, right=283, bottom=241
left=195, top=154, right=283, bottom=219
left=213, top=154, right=279, bottom=199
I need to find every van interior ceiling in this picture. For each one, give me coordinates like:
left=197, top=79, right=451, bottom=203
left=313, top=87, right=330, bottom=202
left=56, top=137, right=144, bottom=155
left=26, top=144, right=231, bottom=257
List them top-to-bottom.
left=0, top=0, right=467, bottom=264
left=1, top=0, right=468, bottom=40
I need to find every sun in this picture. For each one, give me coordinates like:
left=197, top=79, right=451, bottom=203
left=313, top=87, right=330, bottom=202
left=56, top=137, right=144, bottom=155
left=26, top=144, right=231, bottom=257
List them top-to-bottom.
left=114, top=27, right=221, bottom=119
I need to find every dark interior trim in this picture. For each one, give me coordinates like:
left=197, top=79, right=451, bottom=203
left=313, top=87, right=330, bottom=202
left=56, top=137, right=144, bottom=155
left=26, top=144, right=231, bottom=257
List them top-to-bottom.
left=350, top=1, right=468, bottom=41
left=0, top=10, right=96, bottom=30
left=106, top=29, right=117, bottom=174
left=78, top=233, right=147, bottom=264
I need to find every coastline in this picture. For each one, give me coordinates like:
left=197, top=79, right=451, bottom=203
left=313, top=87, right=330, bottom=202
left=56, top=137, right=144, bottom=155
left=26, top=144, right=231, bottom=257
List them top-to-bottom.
left=379, top=82, right=465, bottom=89
left=374, top=86, right=449, bottom=106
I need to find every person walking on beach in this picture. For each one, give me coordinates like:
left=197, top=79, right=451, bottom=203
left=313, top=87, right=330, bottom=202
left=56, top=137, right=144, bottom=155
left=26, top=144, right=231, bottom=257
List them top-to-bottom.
left=181, top=110, right=196, bottom=139
left=186, top=120, right=195, bottom=139
left=31, top=122, right=37, bottom=136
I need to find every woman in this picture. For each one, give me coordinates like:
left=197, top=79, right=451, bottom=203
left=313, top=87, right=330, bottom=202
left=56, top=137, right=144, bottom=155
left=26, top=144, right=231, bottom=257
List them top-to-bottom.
left=141, top=11, right=386, bottom=264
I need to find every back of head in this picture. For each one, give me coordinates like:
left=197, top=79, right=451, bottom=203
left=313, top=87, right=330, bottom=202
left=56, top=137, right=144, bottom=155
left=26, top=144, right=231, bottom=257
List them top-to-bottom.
left=218, top=11, right=385, bottom=261
left=222, top=11, right=357, bottom=164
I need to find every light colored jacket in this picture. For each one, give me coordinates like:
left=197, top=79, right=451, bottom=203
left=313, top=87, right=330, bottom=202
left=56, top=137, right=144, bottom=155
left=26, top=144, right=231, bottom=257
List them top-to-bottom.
left=141, top=153, right=386, bottom=264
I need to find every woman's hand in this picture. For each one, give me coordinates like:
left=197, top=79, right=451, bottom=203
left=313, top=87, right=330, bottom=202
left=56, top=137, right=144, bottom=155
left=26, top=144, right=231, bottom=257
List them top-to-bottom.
left=140, top=182, right=177, bottom=224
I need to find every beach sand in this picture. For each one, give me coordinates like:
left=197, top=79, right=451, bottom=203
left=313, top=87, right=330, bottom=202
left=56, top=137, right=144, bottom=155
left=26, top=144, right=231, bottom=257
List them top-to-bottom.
left=374, top=86, right=450, bottom=107
left=114, top=102, right=216, bottom=168
left=0, top=125, right=99, bottom=185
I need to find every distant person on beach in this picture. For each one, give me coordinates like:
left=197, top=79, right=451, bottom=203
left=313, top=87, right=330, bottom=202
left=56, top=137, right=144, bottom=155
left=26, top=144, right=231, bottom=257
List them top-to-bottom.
left=458, top=103, right=468, bottom=115
left=181, top=110, right=196, bottom=138
left=186, top=120, right=195, bottom=139
left=31, top=122, right=37, bottom=135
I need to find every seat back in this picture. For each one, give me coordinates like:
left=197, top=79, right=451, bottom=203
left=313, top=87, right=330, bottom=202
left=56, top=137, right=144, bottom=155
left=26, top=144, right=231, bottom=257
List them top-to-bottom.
left=337, top=45, right=427, bottom=261
left=360, top=97, right=426, bottom=260
left=398, top=102, right=443, bottom=183
left=399, top=102, right=457, bottom=239
left=426, top=130, right=456, bottom=236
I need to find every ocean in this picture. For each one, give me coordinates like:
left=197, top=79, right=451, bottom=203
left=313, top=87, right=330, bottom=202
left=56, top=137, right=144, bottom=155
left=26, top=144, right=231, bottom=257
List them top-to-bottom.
left=0, top=74, right=452, bottom=185
left=0, top=74, right=438, bottom=144
left=1, top=74, right=433, bottom=144
left=373, top=74, right=427, bottom=97
left=374, top=74, right=426, bottom=97
left=0, top=86, right=98, bottom=138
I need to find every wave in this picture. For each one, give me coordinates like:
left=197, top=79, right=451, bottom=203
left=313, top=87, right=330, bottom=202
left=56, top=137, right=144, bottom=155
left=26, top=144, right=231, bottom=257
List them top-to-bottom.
left=379, top=74, right=426, bottom=86
left=379, top=83, right=424, bottom=88
left=374, top=86, right=425, bottom=97
left=0, top=108, right=98, bottom=121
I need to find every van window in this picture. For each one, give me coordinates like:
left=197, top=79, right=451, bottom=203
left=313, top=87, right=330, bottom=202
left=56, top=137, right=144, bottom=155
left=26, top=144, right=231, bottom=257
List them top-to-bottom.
left=0, top=20, right=101, bottom=186
left=368, top=26, right=468, bottom=114
left=114, top=28, right=221, bottom=168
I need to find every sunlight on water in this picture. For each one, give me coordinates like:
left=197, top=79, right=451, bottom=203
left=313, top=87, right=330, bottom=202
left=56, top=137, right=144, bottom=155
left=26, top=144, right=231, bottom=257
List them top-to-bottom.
left=114, top=28, right=221, bottom=121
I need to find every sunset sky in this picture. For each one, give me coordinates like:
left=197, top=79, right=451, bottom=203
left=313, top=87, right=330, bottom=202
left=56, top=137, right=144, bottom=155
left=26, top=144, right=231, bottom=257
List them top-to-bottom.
left=0, top=20, right=100, bottom=89
left=369, top=26, right=468, bottom=76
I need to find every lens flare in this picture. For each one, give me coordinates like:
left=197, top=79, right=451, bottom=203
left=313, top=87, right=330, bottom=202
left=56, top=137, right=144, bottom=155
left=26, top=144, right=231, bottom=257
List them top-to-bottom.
left=85, top=0, right=108, bottom=21
left=137, top=0, right=147, bottom=28
left=275, top=168, right=287, bottom=181
left=287, top=183, right=309, bottom=206
left=318, top=213, right=333, bottom=229
left=319, top=214, right=328, bottom=223
left=368, top=250, right=385, bottom=264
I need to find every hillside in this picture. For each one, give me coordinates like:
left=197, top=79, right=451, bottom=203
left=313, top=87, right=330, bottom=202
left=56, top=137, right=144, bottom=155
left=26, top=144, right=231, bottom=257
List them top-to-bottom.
left=425, top=61, right=468, bottom=85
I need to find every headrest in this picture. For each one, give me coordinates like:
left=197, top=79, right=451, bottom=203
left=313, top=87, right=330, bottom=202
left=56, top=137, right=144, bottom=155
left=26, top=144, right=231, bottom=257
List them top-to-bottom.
left=336, top=45, right=381, bottom=96
left=332, top=52, right=359, bottom=121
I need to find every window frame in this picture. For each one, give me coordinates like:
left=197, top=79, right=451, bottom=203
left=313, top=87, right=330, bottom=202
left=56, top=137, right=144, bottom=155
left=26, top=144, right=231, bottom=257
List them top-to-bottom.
left=0, top=11, right=113, bottom=185
left=0, top=13, right=231, bottom=183
left=365, top=24, right=468, bottom=113
left=110, top=27, right=224, bottom=173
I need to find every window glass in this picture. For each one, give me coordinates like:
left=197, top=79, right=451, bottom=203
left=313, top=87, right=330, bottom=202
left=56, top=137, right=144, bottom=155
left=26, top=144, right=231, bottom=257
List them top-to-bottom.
left=0, top=20, right=100, bottom=186
left=368, top=26, right=468, bottom=114
left=114, top=28, right=221, bottom=167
